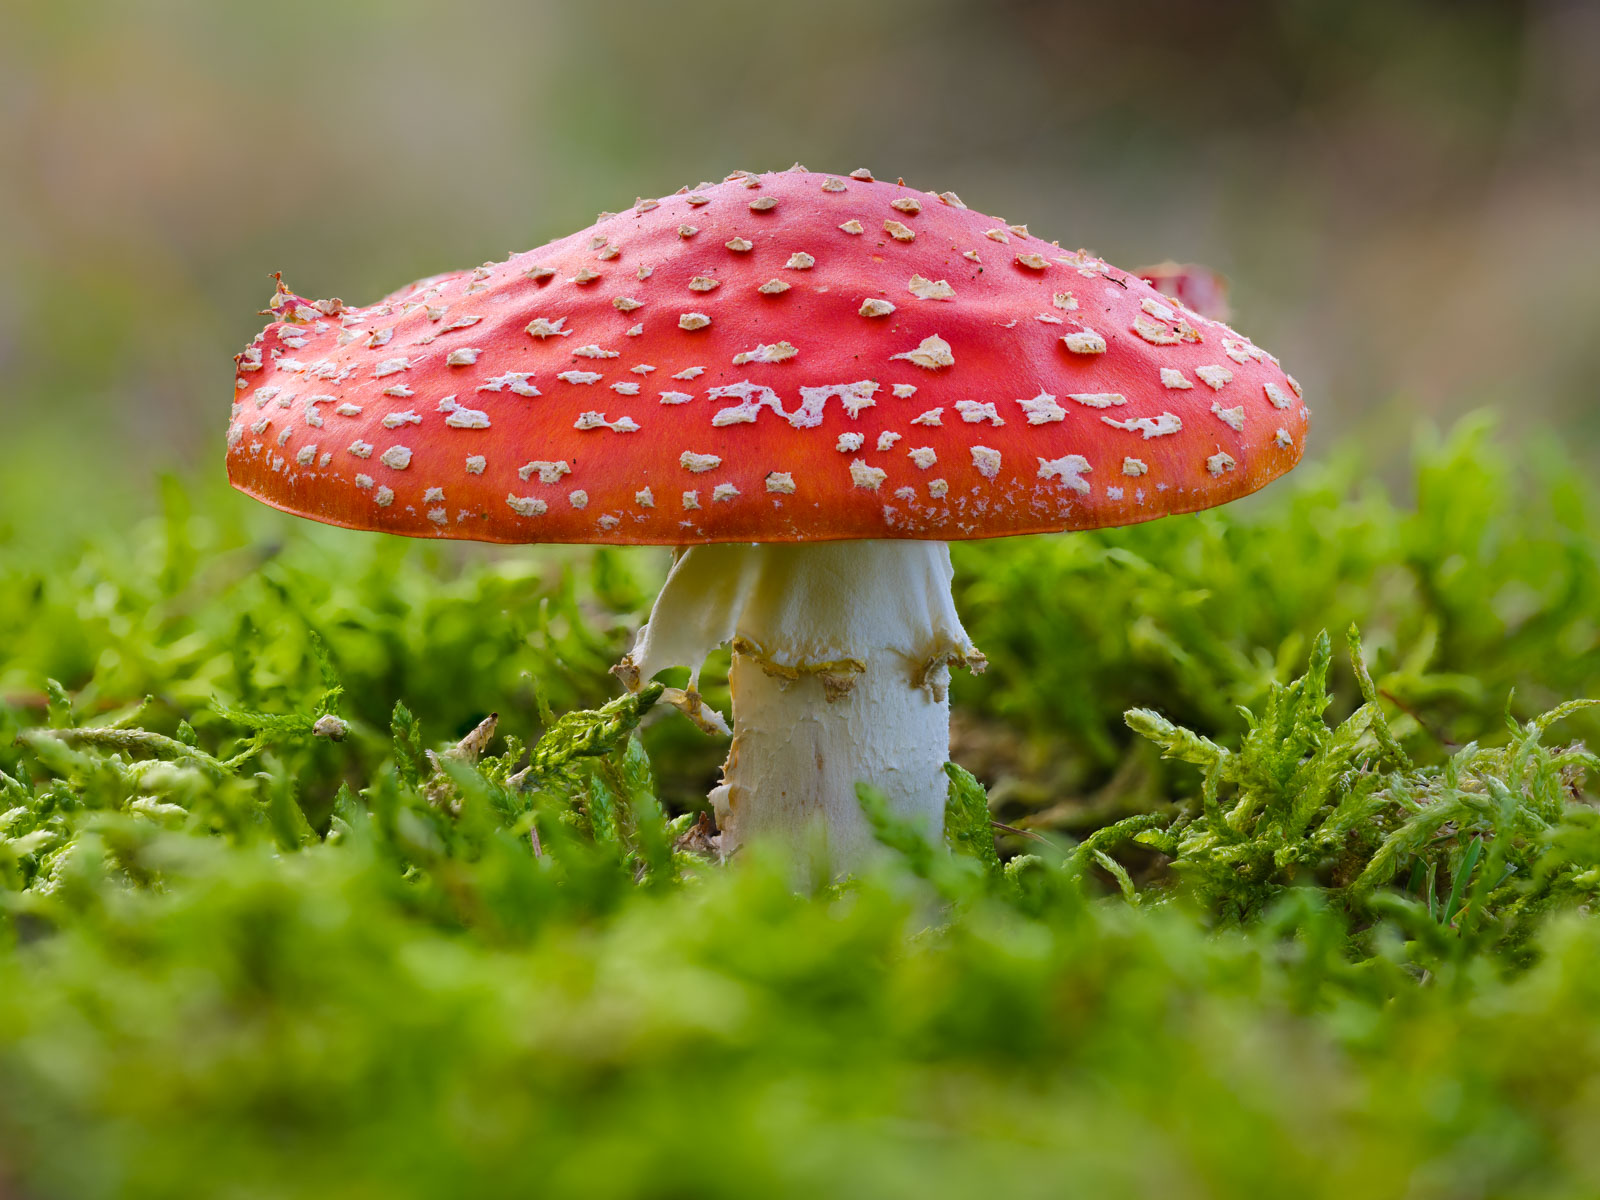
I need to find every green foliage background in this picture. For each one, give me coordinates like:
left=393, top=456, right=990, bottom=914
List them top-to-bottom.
left=6, top=3, right=1600, bottom=1192
left=5, top=419, right=1600, bottom=1197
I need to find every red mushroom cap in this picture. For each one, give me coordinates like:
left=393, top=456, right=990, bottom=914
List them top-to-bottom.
left=228, top=167, right=1308, bottom=544
left=1137, top=261, right=1232, bottom=322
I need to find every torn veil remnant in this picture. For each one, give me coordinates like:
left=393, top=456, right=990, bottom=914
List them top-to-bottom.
left=227, top=166, right=1308, bottom=874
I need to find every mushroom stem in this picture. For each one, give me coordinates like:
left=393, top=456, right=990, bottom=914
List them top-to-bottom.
left=619, top=540, right=980, bottom=873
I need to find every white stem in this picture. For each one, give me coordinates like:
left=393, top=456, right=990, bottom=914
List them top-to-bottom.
left=618, top=540, right=980, bottom=873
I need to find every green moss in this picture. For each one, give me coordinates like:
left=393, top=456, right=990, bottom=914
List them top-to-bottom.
left=4, top=418, right=1600, bottom=1197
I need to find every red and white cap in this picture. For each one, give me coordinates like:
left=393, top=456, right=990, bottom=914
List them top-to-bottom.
left=227, top=166, right=1308, bottom=544
left=1137, top=261, right=1231, bottom=322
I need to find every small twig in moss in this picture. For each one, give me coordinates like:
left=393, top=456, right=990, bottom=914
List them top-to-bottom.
left=1379, top=688, right=1458, bottom=749
left=989, top=819, right=1050, bottom=845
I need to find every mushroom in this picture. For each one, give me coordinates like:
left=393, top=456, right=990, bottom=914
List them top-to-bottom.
left=227, top=167, right=1308, bottom=873
left=1136, top=261, right=1232, bottom=322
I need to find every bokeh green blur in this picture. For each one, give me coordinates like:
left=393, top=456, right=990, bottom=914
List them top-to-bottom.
left=6, top=0, right=1599, bottom=498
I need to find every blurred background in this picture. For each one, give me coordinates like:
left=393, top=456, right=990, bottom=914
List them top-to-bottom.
left=4, top=0, right=1599, bottom=497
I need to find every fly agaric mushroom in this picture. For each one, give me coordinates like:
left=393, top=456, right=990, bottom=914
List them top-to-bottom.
left=227, top=166, right=1308, bottom=871
left=1137, top=261, right=1232, bottom=322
